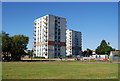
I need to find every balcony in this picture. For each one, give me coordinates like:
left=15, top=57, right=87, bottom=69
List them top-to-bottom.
left=43, top=17, right=48, bottom=21
left=43, top=21, right=48, bottom=25
left=34, top=22, right=37, bottom=25
left=34, top=25, right=36, bottom=28
left=44, top=26, right=48, bottom=29
left=43, top=28, right=47, bottom=32
left=34, top=29, right=36, bottom=32
left=44, top=31, right=47, bottom=35
left=44, top=31, right=48, bottom=33
left=33, top=33, right=36, bottom=36
left=44, top=34, right=48, bottom=37
left=45, top=35, right=47, bottom=38
left=33, top=36, right=36, bottom=39
left=44, top=36, right=48, bottom=40
left=44, top=40, right=48, bottom=42
left=34, top=42, right=36, bottom=44
left=34, top=45, right=36, bottom=47
left=33, top=48, right=36, bottom=51
left=45, top=49, right=47, bottom=51
left=45, top=54, right=47, bottom=56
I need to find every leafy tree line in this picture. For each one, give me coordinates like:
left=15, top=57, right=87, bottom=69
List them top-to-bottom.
left=1, top=31, right=29, bottom=61
left=1, top=31, right=116, bottom=60
left=82, top=40, right=115, bottom=56
left=95, top=40, right=115, bottom=55
left=82, top=48, right=92, bottom=57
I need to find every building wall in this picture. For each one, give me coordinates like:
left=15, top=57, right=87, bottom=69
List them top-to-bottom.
left=33, top=14, right=66, bottom=58
left=33, top=15, right=49, bottom=58
left=48, top=15, right=55, bottom=58
left=59, top=17, right=66, bottom=58
left=66, top=29, right=82, bottom=57
left=66, top=30, right=72, bottom=56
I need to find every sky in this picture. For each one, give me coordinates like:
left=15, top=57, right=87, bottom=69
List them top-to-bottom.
left=2, top=2, right=118, bottom=51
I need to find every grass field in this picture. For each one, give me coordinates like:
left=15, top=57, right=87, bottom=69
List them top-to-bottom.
left=2, top=62, right=118, bottom=79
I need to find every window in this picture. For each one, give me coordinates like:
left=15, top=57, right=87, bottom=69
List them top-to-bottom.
left=55, top=20, right=57, bottom=22
left=34, top=23, right=37, bottom=25
left=55, top=23, right=57, bottom=26
left=55, top=26, right=57, bottom=30
left=58, top=32, right=60, bottom=35
left=55, top=36, right=57, bottom=39
left=58, top=36, right=60, bottom=39
left=55, top=39, right=57, bottom=41
left=58, top=40, right=60, bottom=42
left=55, top=44, right=57, bottom=47
left=58, top=45, right=61, bottom=47
left=55, top=48, right=57, bottom=51
left=58, top=48, right=60, bottom=51
left=55, top=53, right=57, bottom=57
left=58, top=53, right=60, bottom=56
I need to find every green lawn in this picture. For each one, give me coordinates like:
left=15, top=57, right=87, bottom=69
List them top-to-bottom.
left=2, top=62, right=118, bottom=79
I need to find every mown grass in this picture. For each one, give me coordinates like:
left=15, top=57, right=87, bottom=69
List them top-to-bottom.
left=2, top=62, right=118, bottom=79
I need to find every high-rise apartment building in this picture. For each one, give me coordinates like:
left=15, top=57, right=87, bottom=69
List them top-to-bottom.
left=33, top=14, right=66, bottom=58
left=66, top=29, right=82, bottom=57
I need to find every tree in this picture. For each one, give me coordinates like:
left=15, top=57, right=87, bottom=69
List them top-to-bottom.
left=1, top=31, right=12, bottom=61
left=1, top=31, right=29, bottom=61
left=10, top=35, right=29, bottom=61
left=95, top=40, right=114, bottom=55
left=82, top=48, right=93, bottom=57
left=87, top=48, right=92, bottom=56
left=27, top=50, right=33, bottom=60
left=82, top=51, right=87, bottom=57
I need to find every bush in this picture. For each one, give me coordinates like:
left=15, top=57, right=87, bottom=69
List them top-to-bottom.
left=114, top=55, right=120, bottom=57
left=34, top=56, right=45, bottom=59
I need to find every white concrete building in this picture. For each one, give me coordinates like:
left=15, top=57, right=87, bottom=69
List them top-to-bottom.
left=33, top=14, right=66, bottom=58
left=66, top=29, right=82, bottom=57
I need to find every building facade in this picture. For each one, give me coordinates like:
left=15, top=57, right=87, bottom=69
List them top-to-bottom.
left=33, top=14, right=66, bottom=58
left=66, top=29, right=82, bottom=57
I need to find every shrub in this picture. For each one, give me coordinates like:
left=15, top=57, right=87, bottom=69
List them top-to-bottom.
left=34, top=56, right=45, bottom=59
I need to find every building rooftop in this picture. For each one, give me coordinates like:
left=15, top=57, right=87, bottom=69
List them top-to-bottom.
left=35, top=14, right=66, bottom=20
left=66, top=29, right=81, bottom=33
left=110, top=51, right=120, bottom=55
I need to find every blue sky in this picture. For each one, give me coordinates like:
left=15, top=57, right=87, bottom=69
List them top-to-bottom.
left=2, top=2, right=118, bottom=50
